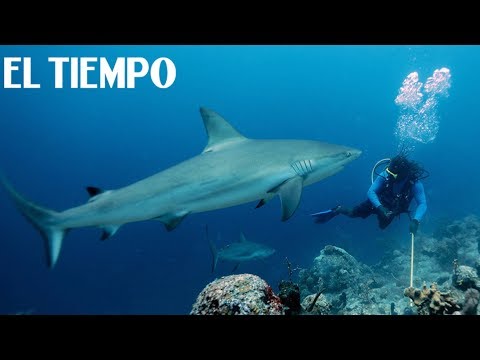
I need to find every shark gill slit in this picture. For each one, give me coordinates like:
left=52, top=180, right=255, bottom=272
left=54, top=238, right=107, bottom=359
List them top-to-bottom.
left=300, top=160, right=308, bottom=174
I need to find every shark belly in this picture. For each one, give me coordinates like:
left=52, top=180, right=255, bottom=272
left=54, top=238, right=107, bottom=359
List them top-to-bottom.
left=58, top=166, right=289, bottom=229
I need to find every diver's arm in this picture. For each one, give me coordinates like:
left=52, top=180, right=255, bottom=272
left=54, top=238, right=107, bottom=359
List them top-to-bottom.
left=367, top=171, right=387, bottom=208
left=412, top=181, right=427, bottom=221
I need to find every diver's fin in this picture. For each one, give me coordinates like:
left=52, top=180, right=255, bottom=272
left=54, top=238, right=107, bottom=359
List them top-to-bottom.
left=311, top=207, right=339, bottom=224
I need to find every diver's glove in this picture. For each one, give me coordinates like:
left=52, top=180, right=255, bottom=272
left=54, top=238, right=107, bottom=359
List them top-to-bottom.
left=377, top=205, right=393, bottom=221
left=409, top=219, right=419, bottom=236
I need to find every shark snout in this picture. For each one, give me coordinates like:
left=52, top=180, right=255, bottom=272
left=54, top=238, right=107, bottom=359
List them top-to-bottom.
left=347, top=148, right=362, bottom=160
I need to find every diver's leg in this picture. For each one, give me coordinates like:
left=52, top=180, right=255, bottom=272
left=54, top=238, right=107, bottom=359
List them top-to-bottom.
left=337, top=200, right=375, bottom=219
left=313, top=201, right=375, bottom=224
left=378, top=214, right=395, bottom=229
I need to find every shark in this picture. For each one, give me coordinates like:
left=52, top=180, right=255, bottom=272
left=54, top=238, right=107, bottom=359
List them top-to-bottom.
left=0, top=107, right=361, bottom=269
left=205, top=225, right=275, bottom=273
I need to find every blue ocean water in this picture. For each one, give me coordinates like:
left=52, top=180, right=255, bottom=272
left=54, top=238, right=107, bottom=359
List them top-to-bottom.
left=0, top=45, right=477, bottom=314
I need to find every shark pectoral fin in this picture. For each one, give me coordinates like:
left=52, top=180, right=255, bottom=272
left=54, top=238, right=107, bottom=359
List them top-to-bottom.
left=270, top=176, right=304, bottom=221
left=255, top=193, right=275, bottom=209
left=156, top=211, right=190, bottom=232
left=100, top=225, right=121, bottom=241
left=231, top=263, right=240, bottom=273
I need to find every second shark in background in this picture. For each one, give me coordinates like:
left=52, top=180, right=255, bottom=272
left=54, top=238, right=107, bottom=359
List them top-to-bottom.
left=206, top=225, right=275, bottom=273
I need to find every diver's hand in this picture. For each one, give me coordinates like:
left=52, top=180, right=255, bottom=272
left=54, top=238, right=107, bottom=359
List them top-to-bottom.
left=377, top=205, right=393, bottom=221
left=409, top=219, right=419, bottom=236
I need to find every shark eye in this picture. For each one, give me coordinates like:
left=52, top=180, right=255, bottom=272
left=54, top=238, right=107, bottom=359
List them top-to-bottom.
left=346, top=151, right=352, bottom=158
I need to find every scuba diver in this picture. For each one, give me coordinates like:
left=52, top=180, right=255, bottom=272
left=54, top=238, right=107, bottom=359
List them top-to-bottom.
left=311, top=152, right=428, bottom=235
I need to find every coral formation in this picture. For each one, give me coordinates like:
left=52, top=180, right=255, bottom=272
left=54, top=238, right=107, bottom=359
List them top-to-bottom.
left=428, top=215, right=480, bottom=268
left=452, top=262, right=480, bottom=291
left=191, top=274, right=284, bottom=315
left=278, top=280, right=301, bottom=315
left=404, top=282, right=460, bottom=315
left=457, top=288, right=480, bottom=315
left=301, top=294, right=331, bottom=315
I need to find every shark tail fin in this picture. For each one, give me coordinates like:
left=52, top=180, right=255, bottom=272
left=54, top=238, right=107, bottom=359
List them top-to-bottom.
left=1, top=175, right=67, bottom=269
left=205, top=224, right=219, bottom=273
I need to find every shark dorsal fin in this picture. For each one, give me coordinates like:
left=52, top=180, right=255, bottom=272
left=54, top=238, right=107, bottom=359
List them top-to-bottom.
left=200, top=107, right=248, bottom=153
left=86, top=186, right=103, bottom=197
left=239, top=232, right=247, bottom=242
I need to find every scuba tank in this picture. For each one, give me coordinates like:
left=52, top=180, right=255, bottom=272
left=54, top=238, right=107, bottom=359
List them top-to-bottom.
left=371, top=157, right=415, bottom=217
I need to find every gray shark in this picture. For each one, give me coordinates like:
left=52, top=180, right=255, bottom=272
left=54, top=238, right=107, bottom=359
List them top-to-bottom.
left=0, top=107, right=361, bottom=269
left=206, top=225, right=275, bottom=273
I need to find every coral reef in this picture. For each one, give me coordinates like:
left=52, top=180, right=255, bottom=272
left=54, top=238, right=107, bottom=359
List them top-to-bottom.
left=191, top=215, right=480, bottom=315
left=428, top=215, right=480, bottom=269
left=298, top=245, right=374, bottom=295
left=298, top=245, right=401, bottom=314
left=452, top=262, right=480, bottom=291
left=191, top=274, right=284, bottom=315
left=278, top=280, right=301, bottom=315
left=404, top=282, right=460, bottom=315
left=456, top=288, right=480, bottom=315
left=301, top=294, right=331, bottom=315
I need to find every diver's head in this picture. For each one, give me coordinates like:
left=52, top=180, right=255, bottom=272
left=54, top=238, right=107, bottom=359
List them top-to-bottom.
left=387, top=154, right=411, bottom=181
